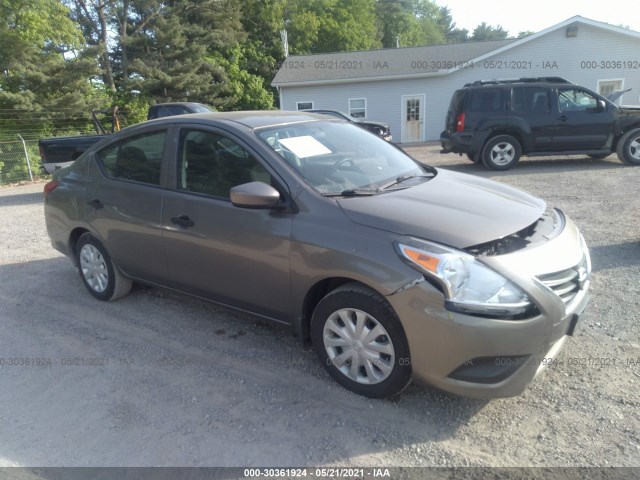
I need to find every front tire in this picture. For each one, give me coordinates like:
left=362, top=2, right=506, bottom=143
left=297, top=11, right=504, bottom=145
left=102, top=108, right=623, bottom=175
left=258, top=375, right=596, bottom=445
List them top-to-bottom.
left=616, top=128, right=640, bottom=165
left=482, top=135, right=522, bottom=170
left=76, top=233, right=132, bottom=301
left=310, top=283, right=412, bottom=398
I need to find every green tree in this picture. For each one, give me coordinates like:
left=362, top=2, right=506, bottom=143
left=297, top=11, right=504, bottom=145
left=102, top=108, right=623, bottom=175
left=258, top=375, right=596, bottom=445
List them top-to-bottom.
left=0, top=0, right=104, bottom=115
left=65, top=0, right=125, bottom=93
left=125, top=0, right=246, bottom=108
left=237, top=0, right=287, bottom=108
left=286, top=0, right=380, bottom=54
left=375, top=0, right=443, bottom=48
left=435, top=6, right=469, bottom=43
left=471, top=22, right=509, bottom=41
left=211, top=46, right=275, bottom=110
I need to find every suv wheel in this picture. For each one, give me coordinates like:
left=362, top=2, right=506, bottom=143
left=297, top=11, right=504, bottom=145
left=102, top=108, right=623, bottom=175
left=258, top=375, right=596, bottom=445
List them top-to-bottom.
left=616, top=128, right=640, bottom=165
left=482, top=135, right=522, bottom=170
left=465, top=152, right=478, bottom=163
left=76, top=233, right=132, bottom=301
left=310, top=283, right=412, bottom=398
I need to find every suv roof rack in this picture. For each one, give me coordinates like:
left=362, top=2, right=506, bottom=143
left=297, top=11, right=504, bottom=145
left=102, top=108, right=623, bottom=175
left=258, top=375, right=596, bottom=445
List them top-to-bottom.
left=463, top=77, right=572, bottom=87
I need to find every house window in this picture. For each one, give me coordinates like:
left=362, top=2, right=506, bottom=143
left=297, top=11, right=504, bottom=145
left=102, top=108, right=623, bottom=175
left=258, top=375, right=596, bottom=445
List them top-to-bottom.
left=597, top=79, right=623, bottom=104
left=349, top=98, right=366, bottom=118
left=296, top=101, right=314, bottom=110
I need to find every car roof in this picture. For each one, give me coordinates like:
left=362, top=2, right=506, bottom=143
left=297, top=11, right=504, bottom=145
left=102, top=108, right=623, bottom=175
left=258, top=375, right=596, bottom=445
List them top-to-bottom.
left=463, top=77, right=573, bottom=89
left=145, top=110, right=331, bottom=129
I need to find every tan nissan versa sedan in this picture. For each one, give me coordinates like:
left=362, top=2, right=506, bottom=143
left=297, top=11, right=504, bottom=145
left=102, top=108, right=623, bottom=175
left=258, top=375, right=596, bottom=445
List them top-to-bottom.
left=44, top=111, right=591, bottom=399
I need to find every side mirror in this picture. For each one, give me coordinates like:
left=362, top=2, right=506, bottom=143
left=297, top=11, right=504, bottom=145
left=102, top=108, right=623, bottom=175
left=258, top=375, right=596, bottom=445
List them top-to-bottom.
left=596, top=99, right=606, bottom=112
left=230, top=181, right=282, bottom=209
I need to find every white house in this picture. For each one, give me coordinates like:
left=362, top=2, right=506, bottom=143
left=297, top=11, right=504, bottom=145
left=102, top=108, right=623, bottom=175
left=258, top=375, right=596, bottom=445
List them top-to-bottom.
left=272, top=16, right=640, bottom=143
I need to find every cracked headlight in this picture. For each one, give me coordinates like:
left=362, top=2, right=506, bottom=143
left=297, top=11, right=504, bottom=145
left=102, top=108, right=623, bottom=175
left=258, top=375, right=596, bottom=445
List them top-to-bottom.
left=396, top=239, right=533, bottom=317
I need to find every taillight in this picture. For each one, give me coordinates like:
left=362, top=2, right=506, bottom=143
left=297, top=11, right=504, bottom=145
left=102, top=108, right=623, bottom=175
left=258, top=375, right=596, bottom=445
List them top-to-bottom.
left=456, top=113, right=465, bottom=132
left=39, top=145, right=46, bottom=161
left=44, top=180, right=60, bottom=198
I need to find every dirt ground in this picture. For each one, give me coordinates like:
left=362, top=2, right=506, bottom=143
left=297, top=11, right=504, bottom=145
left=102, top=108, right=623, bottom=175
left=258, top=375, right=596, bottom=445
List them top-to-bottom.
left=0, top=145, right=638, bottom=471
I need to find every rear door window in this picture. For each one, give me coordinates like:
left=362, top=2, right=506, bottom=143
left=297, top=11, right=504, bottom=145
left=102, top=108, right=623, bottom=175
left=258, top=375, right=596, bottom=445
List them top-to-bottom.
left=511, top=87, right=550, bottom=113
left=96, top=130, right=166, bottom=185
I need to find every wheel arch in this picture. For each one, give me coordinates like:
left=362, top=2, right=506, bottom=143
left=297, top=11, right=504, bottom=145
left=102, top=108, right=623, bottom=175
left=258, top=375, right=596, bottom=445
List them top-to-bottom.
left=613, top=123, right=640, bottom=151
left=484, top=129, right=526, bottom=153
left=68, top=227, right=91, bottom=265
left=298, top=277, right=382, bottom=343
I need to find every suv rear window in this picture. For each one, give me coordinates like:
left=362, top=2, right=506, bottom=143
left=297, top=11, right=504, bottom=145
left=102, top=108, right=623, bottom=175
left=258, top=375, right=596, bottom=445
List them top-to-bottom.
left=468, top=88, right=503, bottom=112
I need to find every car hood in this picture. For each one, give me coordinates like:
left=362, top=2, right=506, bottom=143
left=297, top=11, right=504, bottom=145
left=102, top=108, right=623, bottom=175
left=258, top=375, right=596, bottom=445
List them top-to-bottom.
left=606, top=88, right=631, bottom=103
left=359, top=120, right=390, bottom=130
left=337, top=169, right=546, bottom=248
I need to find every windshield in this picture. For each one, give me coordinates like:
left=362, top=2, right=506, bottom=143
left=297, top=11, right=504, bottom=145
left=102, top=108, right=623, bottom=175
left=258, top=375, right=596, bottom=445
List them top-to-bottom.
left=256, top=121, right=430, bottom=195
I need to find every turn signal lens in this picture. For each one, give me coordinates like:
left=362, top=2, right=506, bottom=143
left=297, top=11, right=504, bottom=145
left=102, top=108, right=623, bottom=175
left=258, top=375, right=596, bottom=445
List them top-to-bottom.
left=401, top=247, right=440, bottom=273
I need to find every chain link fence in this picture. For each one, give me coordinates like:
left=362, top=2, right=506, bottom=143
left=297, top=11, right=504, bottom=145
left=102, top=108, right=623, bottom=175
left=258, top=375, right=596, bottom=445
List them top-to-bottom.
left=0, top=106, right=150, bottom=185
left=0, top=108, right=112, bottom=186
left=0, top=135, right=41, bottom=185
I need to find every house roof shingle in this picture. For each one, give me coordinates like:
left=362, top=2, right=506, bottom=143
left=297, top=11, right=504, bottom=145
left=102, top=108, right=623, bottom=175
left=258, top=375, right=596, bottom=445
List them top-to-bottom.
left=272, top=16, right=640, bottom=87
left=272, top=39, right=516, bottom=86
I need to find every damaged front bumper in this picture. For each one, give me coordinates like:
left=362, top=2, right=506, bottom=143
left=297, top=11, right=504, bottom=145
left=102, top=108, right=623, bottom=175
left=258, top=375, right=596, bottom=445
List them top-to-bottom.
left=386, top=212, right=591, bottom=399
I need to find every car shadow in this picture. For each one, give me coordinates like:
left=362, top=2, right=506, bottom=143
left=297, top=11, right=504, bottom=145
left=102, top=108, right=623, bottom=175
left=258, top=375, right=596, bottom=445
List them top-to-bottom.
left=435, top=156, right=623, bottom=177
left=0, top=191, right=44, bottom=207
left=589, top=241, right=640, bottom=272
left=0, top=257, right=490, bottom=467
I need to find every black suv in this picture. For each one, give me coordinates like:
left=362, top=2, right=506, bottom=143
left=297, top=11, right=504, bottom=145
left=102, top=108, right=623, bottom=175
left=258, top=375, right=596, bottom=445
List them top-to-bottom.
left=440, top=77, right=640, bottom=170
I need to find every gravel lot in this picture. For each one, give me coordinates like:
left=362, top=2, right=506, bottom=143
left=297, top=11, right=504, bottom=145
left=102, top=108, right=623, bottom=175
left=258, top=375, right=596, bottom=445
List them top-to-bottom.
left=0, top=145, right=638, bottom=470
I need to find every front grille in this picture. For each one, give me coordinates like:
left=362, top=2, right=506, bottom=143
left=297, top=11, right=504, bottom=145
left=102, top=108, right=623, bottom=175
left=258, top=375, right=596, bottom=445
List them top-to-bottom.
left=537, top=255, right=589, bottom=306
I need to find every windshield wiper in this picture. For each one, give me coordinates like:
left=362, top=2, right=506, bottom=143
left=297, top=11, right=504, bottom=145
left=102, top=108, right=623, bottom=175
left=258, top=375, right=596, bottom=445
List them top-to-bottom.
left=379, top=172, right=435, bottom=191
left=323, top=188, right=379, bottom=197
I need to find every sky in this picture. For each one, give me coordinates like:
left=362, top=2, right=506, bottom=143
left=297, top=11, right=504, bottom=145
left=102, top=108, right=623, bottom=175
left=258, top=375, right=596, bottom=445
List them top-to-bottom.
left=435, top=0, right=640, bottom=37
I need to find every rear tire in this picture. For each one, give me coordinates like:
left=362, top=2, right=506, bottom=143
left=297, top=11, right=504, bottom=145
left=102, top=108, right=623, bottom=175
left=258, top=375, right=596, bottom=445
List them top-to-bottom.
left=616, top=128, right=640, bottom=165
left=482, top=135, right=522, bottom=170
left=465, top=152, right=478, bottom=163
left=76, top=233, right=132, bottom=301
left=310, top=282, right=412, bottom=398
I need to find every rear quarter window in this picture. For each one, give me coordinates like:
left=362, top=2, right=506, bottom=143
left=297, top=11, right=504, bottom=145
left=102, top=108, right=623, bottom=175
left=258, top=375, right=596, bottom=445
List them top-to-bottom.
left=468, top=88, right=504, bottom=112
left=448, top=90, right=465, bottom=114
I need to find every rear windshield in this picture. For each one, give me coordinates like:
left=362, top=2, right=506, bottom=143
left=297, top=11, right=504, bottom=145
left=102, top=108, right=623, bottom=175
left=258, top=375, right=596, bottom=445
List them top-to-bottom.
left=468, top=88, right=504, bottom=112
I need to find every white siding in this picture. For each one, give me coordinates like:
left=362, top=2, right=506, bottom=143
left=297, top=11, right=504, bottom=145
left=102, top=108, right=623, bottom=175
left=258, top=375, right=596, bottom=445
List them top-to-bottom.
left=280, top=24, right=640, bottom=142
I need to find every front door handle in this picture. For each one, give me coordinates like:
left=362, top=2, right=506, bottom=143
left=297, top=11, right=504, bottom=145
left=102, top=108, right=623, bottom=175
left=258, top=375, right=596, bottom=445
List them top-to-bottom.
left=558, top=115, right=567, bottom=122
left=87, top=198, right=103, bottom=209
left=171, top=214, right=194, bottom=228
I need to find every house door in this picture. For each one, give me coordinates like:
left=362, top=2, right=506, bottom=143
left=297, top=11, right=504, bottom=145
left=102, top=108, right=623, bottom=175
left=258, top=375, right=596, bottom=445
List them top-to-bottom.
left=402, top=95, right=424, bottom=143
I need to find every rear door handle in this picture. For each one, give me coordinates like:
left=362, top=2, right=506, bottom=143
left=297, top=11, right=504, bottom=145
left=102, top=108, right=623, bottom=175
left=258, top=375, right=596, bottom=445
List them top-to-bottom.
left=558, top=115, right=567, bottom=122
left=87, top=199, right=103, bottom=209
left=171, top=214, right=194, bottom=228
